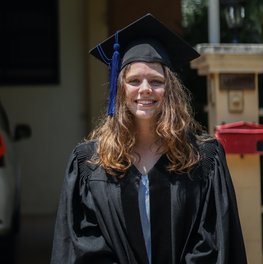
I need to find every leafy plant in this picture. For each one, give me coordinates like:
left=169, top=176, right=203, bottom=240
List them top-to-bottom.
left=181, top=0, right=263, bottom=43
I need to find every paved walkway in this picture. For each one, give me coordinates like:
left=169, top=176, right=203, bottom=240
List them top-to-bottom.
left=14, top=214, right=55, bottom=264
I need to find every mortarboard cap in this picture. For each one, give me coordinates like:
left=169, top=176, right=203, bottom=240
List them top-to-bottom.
left=89, top=13, right=200, bottom=115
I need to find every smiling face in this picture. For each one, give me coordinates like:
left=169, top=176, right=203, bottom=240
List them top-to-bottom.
left=123, top=62, right=166, bottom=124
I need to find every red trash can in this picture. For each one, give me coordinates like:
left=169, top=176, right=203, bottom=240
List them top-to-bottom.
left=215, top=121, right=263, bottom=155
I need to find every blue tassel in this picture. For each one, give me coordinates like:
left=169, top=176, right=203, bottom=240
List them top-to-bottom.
left=108, top=32, right=120, bottom=116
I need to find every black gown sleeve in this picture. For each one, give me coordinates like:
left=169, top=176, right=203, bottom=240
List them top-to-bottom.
left=184, top=140, right=247, bottom=264
left=50, top=143, right=118, bottom=264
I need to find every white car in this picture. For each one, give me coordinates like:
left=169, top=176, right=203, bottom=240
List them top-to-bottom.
left=0, top=102, right=31, bottom=263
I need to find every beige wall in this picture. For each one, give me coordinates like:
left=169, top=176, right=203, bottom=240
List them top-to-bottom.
left=0, top=0, right=90, bottom=214
left=85, top=1, right=108, bottom=130
left=227, top=155, right=262, bottom=264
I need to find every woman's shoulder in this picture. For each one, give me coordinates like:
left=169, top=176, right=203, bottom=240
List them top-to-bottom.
left=189, top=131, right=220, bottom=154
left=196, top=137, right=225, bottom=175
left=198, top=137, right=222, bottom=156
left=73, top=139, right=98, bottom=160
left=74, top=139, right=98, bottom=151
left=68, top=140, right=100, bottom=181
left=69, top=140, right=98, bottom=172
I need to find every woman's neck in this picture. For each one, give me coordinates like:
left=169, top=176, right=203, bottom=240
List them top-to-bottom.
left=134, top=119, right=157, bottom=147
left=133, top=120, right=163, bottom=174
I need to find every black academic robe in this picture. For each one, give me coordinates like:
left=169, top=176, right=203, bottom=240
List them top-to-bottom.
left=50, top=139, right=247, bottom=264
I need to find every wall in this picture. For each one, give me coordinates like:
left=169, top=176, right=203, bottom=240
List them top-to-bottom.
left=0, top=0, right=87, bottom=214
left=108, top=0, right=182, bottom=34
left=85, top=1, right=108, bottom=130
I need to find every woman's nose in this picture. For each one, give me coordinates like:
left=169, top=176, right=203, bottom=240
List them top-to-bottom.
left=139, top=80, right=152, bottom=94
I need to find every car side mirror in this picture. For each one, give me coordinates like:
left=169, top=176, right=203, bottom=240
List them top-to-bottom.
left=14, top=124, right=32, bottom=141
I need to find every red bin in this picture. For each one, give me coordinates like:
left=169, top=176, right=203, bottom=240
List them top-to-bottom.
left=215, top=121, right=263, bottom=155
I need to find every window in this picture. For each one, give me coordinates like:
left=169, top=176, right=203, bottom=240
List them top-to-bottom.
left=0, top=0, right=59, bottom=85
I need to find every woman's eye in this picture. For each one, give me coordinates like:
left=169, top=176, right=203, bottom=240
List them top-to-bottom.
left=127, top=79, right=140, bottom=85
left=151, top=80, right=164, bottom=86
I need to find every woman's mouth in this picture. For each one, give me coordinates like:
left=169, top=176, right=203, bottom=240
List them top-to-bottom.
left=135, top=99, right=157, bottom=106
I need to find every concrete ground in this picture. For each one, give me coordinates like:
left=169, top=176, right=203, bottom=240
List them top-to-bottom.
left=0, top=214, right=55, bottom=264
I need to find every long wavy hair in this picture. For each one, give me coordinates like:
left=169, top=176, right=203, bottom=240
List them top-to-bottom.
left=89, top=63, right=205, bottom=176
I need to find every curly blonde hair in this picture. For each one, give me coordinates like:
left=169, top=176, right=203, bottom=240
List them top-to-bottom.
left=89, top=64, right=204, bottom=175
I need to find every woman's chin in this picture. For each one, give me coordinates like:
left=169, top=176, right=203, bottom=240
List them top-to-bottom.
left=133, top=109, right=158, bottom=121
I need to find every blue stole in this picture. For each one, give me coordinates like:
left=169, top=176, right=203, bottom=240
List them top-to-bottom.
left=138, top=175, right=151, bottom=264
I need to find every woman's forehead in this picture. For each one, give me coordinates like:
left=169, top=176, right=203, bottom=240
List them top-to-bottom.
left=125, top=62, right=165, bottom=76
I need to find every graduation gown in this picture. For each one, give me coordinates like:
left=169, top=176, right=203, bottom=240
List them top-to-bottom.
left=50, top=139, right=247, bottom=264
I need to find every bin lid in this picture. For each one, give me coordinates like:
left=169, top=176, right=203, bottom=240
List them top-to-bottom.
left=215, top=121, right=263, bottom=134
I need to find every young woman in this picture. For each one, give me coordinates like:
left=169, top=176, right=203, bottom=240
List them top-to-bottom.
left=51, top=14, right=247, bottom=264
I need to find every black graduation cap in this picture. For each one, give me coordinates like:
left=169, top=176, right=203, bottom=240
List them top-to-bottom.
left=89, top=13, right=200, bottom=115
